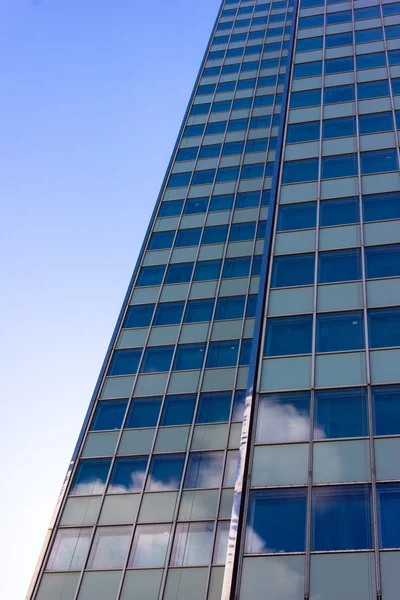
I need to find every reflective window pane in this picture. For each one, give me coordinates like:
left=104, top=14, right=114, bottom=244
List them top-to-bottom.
left=320, top=197, right=359, bottom=227
left=277, top=202, right=317, bottom=231
left=318, top=249, right=362, bottom=284
left=271, top=253, right=315, bottom=288
left=368, top=308, right=400, bottom=349
left=316, top=311, right=365, bottom=352
left=265, top=315, right=313, bottom=356
left=373, top=385, right=400, bottom=436
left=314, top=388, right=368, bottom=439
left=196, top=392, right=232, bottom=423
left=257, top=392, right=311, bottom=443
left=160, top=394, right=196, bottom=426
left=125, top=397, right=162, bottom=429
left=90, top=400, right=128, bottom=431
left=184, top=451, right=224, bottom=489
left=146, top=454, right=185, bottom=491
left=108, top=456, right=148, bottom=494
left=70, top=459, right=111, bottom=496
left=377, top=484, right=400, bottom=549
left=171, top=522, right=214, bottom=566
left=213, top=522, right=230, bottom=564
left=129, top=524, right=171, bottom=568
left=87, top=526, right=131, bottom=569
left=47, top=529, right=91, bottom=571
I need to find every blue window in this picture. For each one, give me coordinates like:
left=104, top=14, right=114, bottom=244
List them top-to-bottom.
left=301, top=0, right=323, bottom=6
left=383, top=2, right=400, bottom=16
left=354, top=5, right=380, bottom=20
left=327, top=9, right=351, bottom=24
left=299, top=15, right=324, bottom=29
left=386, top=24, right=400, bottom=39
left=355, top=27, right=383, bottom=44
left=325, top=32, right=353, bottom=48
left=212, top=34, right=229, bottom=44
left=296, top=36, right=323, bottom=52
left=245, top=45, right=262, bottom=56
left=226, top=48, right=244, bottom=58
left=208, top=50, right=225, bottom=60
left=357, top=52, right=386, bottom=70
left=325, top=56, right=354, bottom=75
left=293, top=61, right=322, bottom=79
left=240, top=62, right=259, bottom=74
left=222, top=63, right=240, bottom=75
left=203, top=66, right=220, bottom=77
left=258, top=75, right=277, bottom=88
left=392, top=77, right=400, bottom=95
left=237, top=79, right=256, bottom=91
left=357, top=79, right=390, bottom=100
left=217, top=81, right=236, bottom=93
left=197, top=84, right=216, bottom=97
left=324, top=84, right=355, bottom=104
left=290, top=89, right=321, bottom=109
left=254, top=94, right=274, bottom=107
left=233, top=97, right=253, bottom=108
left=211, top=100, right=232, bottom=113
left=190, top=104, right=210, bottom=117
left=359, top=112, right=393, bottom=134
left=250, top=116, right=271, bottom=130
left=323, top=116, right=356, bottom=139
left=286, top=121, right=320, bottom=144
left=206, top=122, right=226, bottom=135
left=183, top=124, right=205, bottom=138
left=245, top=138, right=268, bottom=153
left=222, top=141, right=244, bottom=156
left=199, top=144, right=221, bottom=159
left=176, top=147, right=198, bottom=161
left=361, top=149, right=398, bottom=174
left=322, top=153, right=358, bottom=179
left=282, top=158, right=319, bottom=184
left=240, top=164, right=264, bottom=180
left=216, top=166, right=240, bottom=182
left=192, top=169, right=216, bottom=186
left=261, top=190, right=270, bottom=206
left=235, top=192, right=260, bottom=208
left=363, top=192, right=400, bottom=222
left=209, top=194, right=234, bottom=212
left=184, top=197, right=208, bottom=214
left=320, top=197, right=359, bottom=227
left=158, top=200, right=183, bottom=218
left=277, top=202, right=317, bottom=231
left=257, top=220, right=266, bottom=239
left=229, top=222, right=256, bottom=242
left=202, top=225, right=228, bottom=245
left=175, top=228, right=201, bottom=248
left=148, top=231, right=174, bottom=250
left=365, top=244, right=400, bottom=279
left=318, top=249, right=362, bottom=283
left=272, top=253, right=315, bottom=288
left=252, top=255, right=262, bottom=276
left=222, top=256, right=251, bottom=278
left=193, top=259, right=222, bottom=281
left=165, top=262, right=193, bottom=284
left=137, top=265, right=165, bottom=287
left=246, top=295, right=258, bottom=318
left=215, top=296, right=246, bottom=320
left=184, top=299, right=214, bottom=323
left=153, top=302, right=184, bottom=326
left=123, top=304, right=154, bottom=329
left=369, top=307, right=400, bottom=348
left=316, top=311, right=365, bottom=352
left=265, top=315, right=313, bottom=356
left=239, top=339, right=252, bottom=366
left=206, top=340, right=240, bottom=368
left=173, top=343, right=206, bottom=371
left=140, top=346, right=174, bottom=373
left=108, top=349, right=142, bottom=376
left=373, top=385, right=400, bottom=435
left=314, top=388, right=368, bottom=439
left=232, top=390, right=246, bottom=421
left=196, top=391, right=232, bottom=423
left=257, top=392, right=311, bottom=443
left=160, top=394, right=196, bottom=426
left=125, top=398, right=161, bottom=429
left=90, top=400, right=128, bottom=431
left=184, top=451, right=224, bottom=489
left=146, top=454, right=185, bottom=491
left=108, top=456, right=148, bottom=494
left=70, top=459, right=111, bottom=496
left=378, top=484, right=400, bottom=548
left=312, top=486, right=373, bottom=551
left=246, top=489, right=307, bottom=553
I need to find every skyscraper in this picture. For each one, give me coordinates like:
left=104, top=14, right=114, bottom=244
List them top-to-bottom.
left=28, top=0, right=400, bottom=598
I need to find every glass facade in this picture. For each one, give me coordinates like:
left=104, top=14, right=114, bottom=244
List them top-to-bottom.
left=28, top=1, right=400, bottom=599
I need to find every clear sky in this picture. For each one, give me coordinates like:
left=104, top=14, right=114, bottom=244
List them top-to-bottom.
left=0, top=1, right=220, bottom=597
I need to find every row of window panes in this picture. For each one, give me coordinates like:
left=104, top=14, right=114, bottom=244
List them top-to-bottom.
left=222, top=1, right=291, bottom=18
left=299, top=3, right=400, bottom=29
left=296, top=24, right=400, bottom=52
left=211, top=28, right=290, bottom=47
left=208, top=40, right=289, bottom=62
left=292, top=53, right=400, bottom=79
left=203, top=56, right=286, bottom=78
left=197, top=73, right=285, bottom=97
left=290, top=78, right=400, bottom=108
left=189, top=94, right=282, bottom=117
left=286, top=113, right=400, bottom=144
left=177, top=137, right=277, bottom=163
left=282, top=149, right=399, bottom=184
left=168, top=163, right=274, bottom=188
left=158, top=190, right=270, bottom=219
left=277, top=193, right=400, bottom=230
left=273, top=245, right=400, bottom=288
left=137, top=255, right=261, bottom=287
left=124, top=295, right=257, bottom=329
left=264, top=307, right=400, bottom=356
left=109, top=337, right=253, bottom=376
left=256, top=385, right=400, bottom=442
left=90, top=390, right=246, bottom=432
left=71, top=450, right=236, bottom=497
left=246, top=483, right=400, bottom=553
left=47, top=520, right=230, bottom=571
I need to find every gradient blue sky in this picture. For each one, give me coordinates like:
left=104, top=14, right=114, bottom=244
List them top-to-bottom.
left=0, top=1, right=220, bottom=597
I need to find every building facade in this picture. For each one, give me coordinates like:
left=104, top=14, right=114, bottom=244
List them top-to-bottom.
left=28, top=0, right=400, bottom=599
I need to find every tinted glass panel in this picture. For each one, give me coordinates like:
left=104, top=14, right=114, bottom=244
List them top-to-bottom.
left=316, top=311, right=365, bottom=352
left=265, top=315, right=313, bottom=356
left=373, top=385, right=400, bottom=435
left=314, top=388, right=368, bottom=439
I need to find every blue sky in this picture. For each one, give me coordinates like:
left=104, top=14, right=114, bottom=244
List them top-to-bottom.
left=0, top=1, right=219, bottom=597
